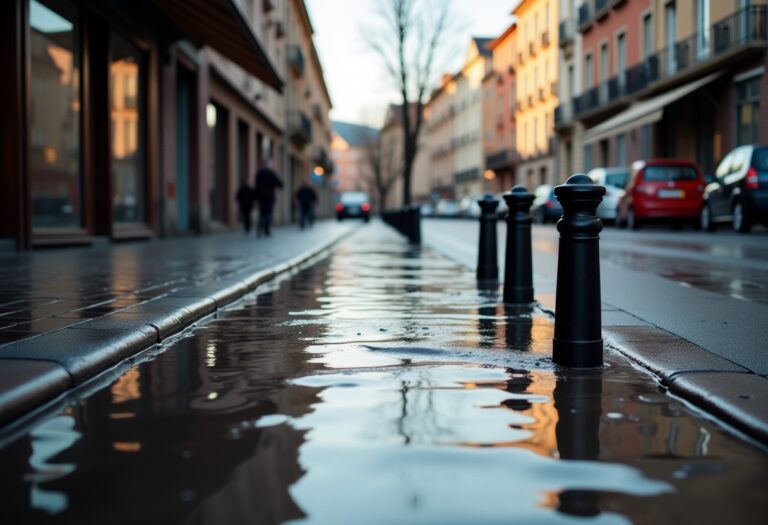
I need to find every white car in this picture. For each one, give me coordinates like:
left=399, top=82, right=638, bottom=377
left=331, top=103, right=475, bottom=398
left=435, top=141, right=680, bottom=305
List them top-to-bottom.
left=587, top=167, right=629, bottom=222
left=459, top=196, right=482, bottom=218
left=435, top=199, right=461, bottom=217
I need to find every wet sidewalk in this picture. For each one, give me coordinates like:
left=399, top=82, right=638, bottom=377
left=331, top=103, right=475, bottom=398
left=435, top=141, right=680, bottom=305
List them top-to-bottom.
left=0, top=221, right=357, bottom=426
left=1, top=222, right=766, bottom=524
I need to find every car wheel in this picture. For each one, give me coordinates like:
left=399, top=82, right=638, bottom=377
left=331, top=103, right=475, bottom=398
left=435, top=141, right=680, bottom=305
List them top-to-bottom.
left=732, top=201, right=752, bottom=233
left=699, top=203, right=715, bottom=232
left=627, top=208, right=640, bottom=230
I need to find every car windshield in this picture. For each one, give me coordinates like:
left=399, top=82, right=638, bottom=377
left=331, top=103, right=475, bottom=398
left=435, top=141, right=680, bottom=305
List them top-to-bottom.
left=753, top=148, right=768, bottom=171
left=644, top=166, right=698, bottom=182
left=605, top=171, right=628, bottom=188
left=340, top=192, right=368, bottom=205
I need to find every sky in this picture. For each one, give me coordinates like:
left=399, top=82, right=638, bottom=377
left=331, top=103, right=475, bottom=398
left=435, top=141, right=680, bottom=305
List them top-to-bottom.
left=306, top=0, right=518, bottom=127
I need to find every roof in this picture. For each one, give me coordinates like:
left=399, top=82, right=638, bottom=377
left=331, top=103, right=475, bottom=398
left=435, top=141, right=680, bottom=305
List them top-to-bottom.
left=488, top=22, right=517, bottom=50
left=473, top=37, right=493, bottom=57
left=332, top=121, right=379, bottom=147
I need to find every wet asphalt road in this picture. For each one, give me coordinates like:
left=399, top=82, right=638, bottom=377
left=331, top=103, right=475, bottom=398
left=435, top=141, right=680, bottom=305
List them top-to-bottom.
left=1, top=223, right=766, bottom=524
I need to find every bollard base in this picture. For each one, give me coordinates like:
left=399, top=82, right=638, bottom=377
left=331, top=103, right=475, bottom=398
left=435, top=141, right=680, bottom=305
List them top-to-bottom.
left=503, top=286, right=534, bottom=305
left=552, top=338, right=603, bottom=368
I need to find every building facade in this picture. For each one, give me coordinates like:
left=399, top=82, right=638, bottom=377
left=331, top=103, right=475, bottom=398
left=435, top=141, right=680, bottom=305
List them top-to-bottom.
left=1, top=0, right=332, bottom=251
left=514, top=0, right=560, bottom=190
left=557, top=0, right=768, bottom=178
left=485, top=23, right=520, bottom=193
left=452, top=38, right=494, bottom=199
left=424, top=75, right=457, bottom=200
left=330, top=121, right=378, bottom=194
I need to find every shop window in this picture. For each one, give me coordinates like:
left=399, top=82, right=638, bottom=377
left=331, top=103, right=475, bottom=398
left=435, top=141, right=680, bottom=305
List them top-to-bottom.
left=29, top=0, right=82, bottom=228
left=110, top=31, right=146, bottom=224
left=736, top=76, right=760, bottom=146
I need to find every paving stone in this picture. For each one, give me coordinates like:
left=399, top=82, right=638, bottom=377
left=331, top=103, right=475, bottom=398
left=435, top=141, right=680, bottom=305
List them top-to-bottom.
left=601, top=310, right=651, bottom=327
left=603, top=326, right=683, bottom=343
left=0, top=328, right=157, bottom=385
left=0, top=360, right=71, bottom=426
left=670, top=372, right=768, bottom=444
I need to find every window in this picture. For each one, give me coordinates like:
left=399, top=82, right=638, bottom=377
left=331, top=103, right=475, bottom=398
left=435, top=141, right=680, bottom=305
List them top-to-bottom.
left=29, top=0, right=82, bottom=228
left=696, top=0, right=710, bottom=59
left=666, top=2, right=677, bottom=74
left=642, top=13, right=653, bottom=59
left=111, top=31, right=146, bottom=223
left=617, top=33, right=627, bottom=90
left=599, top=43, right=608, bottom=101
left=585, top=53, right=593, bottom=89
left=736, top=76, right=760, bottom=146
left=642, top=125, right=651, bottom=160
left=616, top=134, right=626, bottom=166
left=584, top=144, right=593, bottom=171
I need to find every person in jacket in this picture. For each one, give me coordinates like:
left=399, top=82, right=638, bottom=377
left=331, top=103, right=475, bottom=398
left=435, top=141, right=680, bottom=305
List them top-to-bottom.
left=254, top=160, right=283, bottom=237
left=296, top=181, right=318, bottom=229
left=235, top=182, right=255, bottom=233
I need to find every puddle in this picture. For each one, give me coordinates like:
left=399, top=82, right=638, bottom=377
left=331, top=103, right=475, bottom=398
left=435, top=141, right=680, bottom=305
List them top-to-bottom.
left=0, top=224, right=766, bottom=524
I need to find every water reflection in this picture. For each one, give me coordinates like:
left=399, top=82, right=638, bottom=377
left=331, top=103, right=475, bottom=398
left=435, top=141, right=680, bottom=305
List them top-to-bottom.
left=1, top=225, right=767, bottom=523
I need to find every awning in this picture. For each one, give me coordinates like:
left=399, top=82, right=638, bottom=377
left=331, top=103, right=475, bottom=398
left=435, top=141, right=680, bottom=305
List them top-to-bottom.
left=153, top=0, right=284, bottom=92
left=582, top=72, right=722, bottom=144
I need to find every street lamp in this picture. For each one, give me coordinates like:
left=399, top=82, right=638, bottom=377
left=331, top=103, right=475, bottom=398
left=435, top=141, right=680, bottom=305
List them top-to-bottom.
left=313, top=166, right=325, bottom=176
left=484, top=169, right=496, bottom=181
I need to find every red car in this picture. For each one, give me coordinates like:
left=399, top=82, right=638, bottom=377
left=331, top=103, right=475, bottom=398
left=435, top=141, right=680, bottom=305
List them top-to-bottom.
left=617, top=159, right=706, bottom=229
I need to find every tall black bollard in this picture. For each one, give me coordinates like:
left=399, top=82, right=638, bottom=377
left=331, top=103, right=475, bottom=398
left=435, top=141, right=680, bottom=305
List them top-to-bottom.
left=552, top=174, right=606, bottom=367
left=502, top=185, right=536, bottom=304
left=476, top=193, right=499, bottom=282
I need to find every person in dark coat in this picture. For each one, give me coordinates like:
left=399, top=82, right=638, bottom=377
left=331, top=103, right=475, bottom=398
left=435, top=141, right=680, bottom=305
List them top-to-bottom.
left=254, top=160, right=283, bottom=237
left=296, top=181, right=318, bottom=229
left=235, top=182, right=255, bottom=233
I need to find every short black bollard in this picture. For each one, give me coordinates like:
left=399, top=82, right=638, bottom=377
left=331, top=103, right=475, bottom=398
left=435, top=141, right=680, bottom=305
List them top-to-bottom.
left=552, top=174, right=606, bottom=368
left=502, top=185, right=535, bottom=304
left=476, top=193, right=499, bottom=282
left=408, top=204, right=421, bottom=244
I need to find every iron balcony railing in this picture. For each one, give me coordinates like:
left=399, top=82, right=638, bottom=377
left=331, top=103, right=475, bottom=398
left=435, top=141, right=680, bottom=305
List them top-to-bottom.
left=578, top=3, right=591, bottom=30
left=572, top=5, right=767, bottom=117
left=559, top=19, right=576, bottom=47
left=287, top=45, right=305, bottom=76
left=289, top=111, right=312, bottom=146
left=485, top=149, right=518, bottom=170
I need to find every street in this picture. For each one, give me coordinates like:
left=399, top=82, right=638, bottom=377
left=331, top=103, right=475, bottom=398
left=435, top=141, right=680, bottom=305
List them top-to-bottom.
left=423, top=219, right=768, bottom=377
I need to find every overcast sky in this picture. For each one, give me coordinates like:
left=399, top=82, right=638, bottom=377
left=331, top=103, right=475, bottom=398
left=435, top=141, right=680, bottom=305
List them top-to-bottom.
left=305, top=0, right=518, bottom=127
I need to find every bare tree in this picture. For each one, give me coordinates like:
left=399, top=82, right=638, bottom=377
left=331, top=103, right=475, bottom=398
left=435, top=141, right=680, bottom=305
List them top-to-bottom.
left=366, top=0, right=454, bottom=205
left=362, top=132, right=400, bottom=212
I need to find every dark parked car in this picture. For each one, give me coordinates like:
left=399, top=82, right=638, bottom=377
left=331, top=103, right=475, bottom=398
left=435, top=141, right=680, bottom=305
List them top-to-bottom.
left=700, top=145, right=768, bottom=233
left=617, top=159, right=705, bottom=229
left=531, top=185, right=563, bottom=224
left=336, top=192, right=370, bottom=222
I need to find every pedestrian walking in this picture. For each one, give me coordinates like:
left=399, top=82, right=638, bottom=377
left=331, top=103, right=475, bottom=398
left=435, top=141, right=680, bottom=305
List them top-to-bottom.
left=254, top=160, right=283, bottom=237
left=296, top=180, right=318, bottom=229
left=235, top=182, right=255, bottom=233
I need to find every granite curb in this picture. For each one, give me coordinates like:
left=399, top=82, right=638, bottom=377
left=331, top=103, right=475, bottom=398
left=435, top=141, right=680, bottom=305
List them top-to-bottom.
left=0, top=227, right=356, bottom=429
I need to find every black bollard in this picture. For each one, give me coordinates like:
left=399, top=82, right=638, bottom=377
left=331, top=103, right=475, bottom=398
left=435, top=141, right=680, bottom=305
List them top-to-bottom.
left=552, top=174, right=606, bottom=368
left=502, top=185, right=536, bottom=304
left=476, top=193, right=499, bottom=282
left=409, top=204, right=421, bottom=244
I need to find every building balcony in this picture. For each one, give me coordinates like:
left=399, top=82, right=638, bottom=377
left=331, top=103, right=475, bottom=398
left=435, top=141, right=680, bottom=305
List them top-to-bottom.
left=595, top=0, right=611, bottom=20
left=578, top=3, right=592, bottom=32
left=573, top=5, right=767, bottom=119
left=559, top=19, right=576, bottom=48
left=541, top=31, right=550, bottom=48
left=529, top=42, right=536, bottom=57
left=287, top=45, right=305, bottom=76
left=518, top=52, right=525, bottom=65
left=550, top=81, right=557, bottom=96
left=538, top=87, right=545, bottom=101
left=527, top=95, right=534, bottom=108
left=554, top=103, right=574, bottom=129
left=289, top=111, right=312, bottom=147
left=485, top=148, right=518, bottom=170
